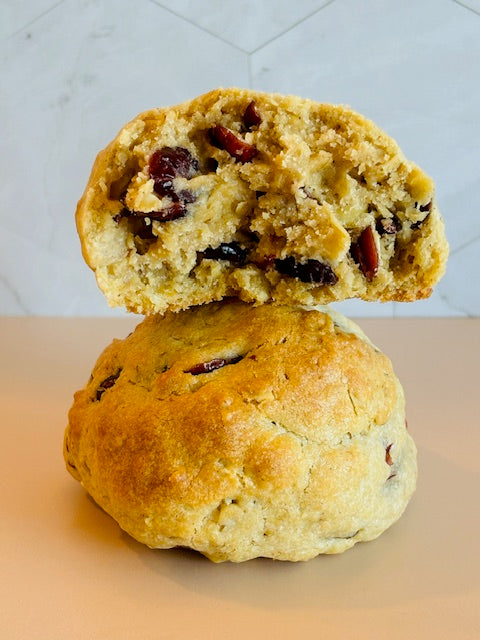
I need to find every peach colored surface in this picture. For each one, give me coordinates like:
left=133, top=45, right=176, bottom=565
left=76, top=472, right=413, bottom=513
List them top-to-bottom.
left=1, top=317, right=479, bottom=639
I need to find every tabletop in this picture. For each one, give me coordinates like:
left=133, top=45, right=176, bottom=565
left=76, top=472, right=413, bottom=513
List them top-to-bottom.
left=1, top=316, right=479, bottom=639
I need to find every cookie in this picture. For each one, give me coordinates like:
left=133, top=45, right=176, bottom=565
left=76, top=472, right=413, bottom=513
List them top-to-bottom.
left=76, top=87, right=448, bottom=315
left=64, top=301, right=417, bottom=562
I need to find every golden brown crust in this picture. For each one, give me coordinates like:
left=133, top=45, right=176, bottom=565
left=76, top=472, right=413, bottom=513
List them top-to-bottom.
left=76, top=87, right=448, bottom=315
left=64, top=302, right=417, bottom=562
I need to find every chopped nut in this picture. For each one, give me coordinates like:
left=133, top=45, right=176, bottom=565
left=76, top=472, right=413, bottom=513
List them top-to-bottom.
left=208, top=124, right=257, bottom=163
left=350, top=226, right=379, bottom=281
left=385, top=444, right=394, bottom=466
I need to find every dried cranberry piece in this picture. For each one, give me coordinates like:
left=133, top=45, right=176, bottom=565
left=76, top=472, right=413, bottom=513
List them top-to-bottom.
left=243, top=100, right=262, bottom=129
left=208, top=124, right=257, bottom=163
left=150, top=146, right=198, bottom=180
left=149, top=147, right=199, bottom=196
left=149, top=150, right=174, bottom=196
left=205, top=157, right=219, bottom=173
left=152, top=179, right=173, bottom=197
left=148, top=189, right=197, bottom=221
left=177, top=189, right=196, bottom=204
left=149, top=201, right=189, bottom=222
left=410, top=201, right=432, bottom=230
left=417, top=201, right=432, bottom=213
left=116, top=203, right=188, bottom=224
left=113, top=208, right=127, bottom=223
left=114, top=208, right=157, bottom=238
left=411, top=213, right=431, bottom=230
left=376, top=215, right=401, bottom=236
left=130, top=217, right=156, bottom=240
left=350, top=226, right=379, bottom=281
left=239, top=229, right=260, bottom=244
left=201, top=242, right=248, bottom=265
left=253, top=255, right=276, bottom=270
left=274, top=256, right=299, bottom=279
left=275, top=256, right=338, bottom=285
left=296, top=260, right=338, bottom=285
left=186, top=355, right=243, bottom=375
left=96, top=370, right=121, bottom=401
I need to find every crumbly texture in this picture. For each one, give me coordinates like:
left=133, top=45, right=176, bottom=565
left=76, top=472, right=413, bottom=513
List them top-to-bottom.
left=77, top=87, right=448, bottom=315
left=64, top=301, right=417, bottom=562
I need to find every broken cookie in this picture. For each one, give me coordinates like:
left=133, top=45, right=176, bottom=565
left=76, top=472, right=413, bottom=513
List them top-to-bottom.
left=76, top=87, right=448, bottom=315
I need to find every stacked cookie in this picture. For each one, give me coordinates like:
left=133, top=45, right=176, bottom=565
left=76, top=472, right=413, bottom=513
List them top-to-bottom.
left=64, top=88, right=448, bottom=562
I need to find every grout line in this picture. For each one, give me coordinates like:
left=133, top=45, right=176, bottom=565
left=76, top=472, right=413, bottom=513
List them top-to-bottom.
left=2, top=0, right=66, bottom=42
left=148, top=0, right=250, bottom=54
left=150, top=0, right=337, bottom=56
left=249, top=0, right=337, bottom=55
left=452, top=0, right=480, bottom=17
left=247, top=54, right=253, bottom=89
left=449, top=233, right=480, bottom=256
left=0, top=275, right=30, bottom=314
left=438, top=293, right=473, bottom=317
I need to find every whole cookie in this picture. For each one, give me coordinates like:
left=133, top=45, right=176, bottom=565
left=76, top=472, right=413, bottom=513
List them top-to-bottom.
left=76, top=87, right=447, bottom=315
left=64, top=301, right=417, bottom=562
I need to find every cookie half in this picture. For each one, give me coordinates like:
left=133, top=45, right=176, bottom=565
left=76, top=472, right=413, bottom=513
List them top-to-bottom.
left=76, top=87, right=448, bottom=314
left=64, top=301, right=417, bottom=562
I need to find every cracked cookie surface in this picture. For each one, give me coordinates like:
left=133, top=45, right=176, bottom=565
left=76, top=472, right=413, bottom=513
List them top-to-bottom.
left=76, top=87, right=448, bottom=314
left=64, top=301, right=417, bottom=562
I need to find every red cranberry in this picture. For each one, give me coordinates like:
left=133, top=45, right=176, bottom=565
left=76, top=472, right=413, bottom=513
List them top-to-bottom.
left=243, top=100, right=262, bottom=129
left=149, top=147, right=199, bottom=196
left=148, top=201, right=189, bottom=222
left=201, top=242, right=248, bottom=265
left=275, top=256, right=338, bottom=285
left=186, top=355, right=243, bottom=375
left=96, top=370, right=121, bottom=401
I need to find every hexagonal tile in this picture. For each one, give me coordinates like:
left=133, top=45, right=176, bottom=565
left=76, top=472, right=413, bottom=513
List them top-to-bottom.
left=0, top=0, right=248, bottom=314
left=0, top=0, right=63, bottom=40
left=152, top=0, right=333, bottom=52
left=251, top=0, right=480, bottom=259
left=454, top=0, right=480, bottom=13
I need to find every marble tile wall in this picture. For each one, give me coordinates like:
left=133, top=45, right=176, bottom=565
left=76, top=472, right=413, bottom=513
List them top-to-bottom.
left=1, top=0, right=479, bottom=316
